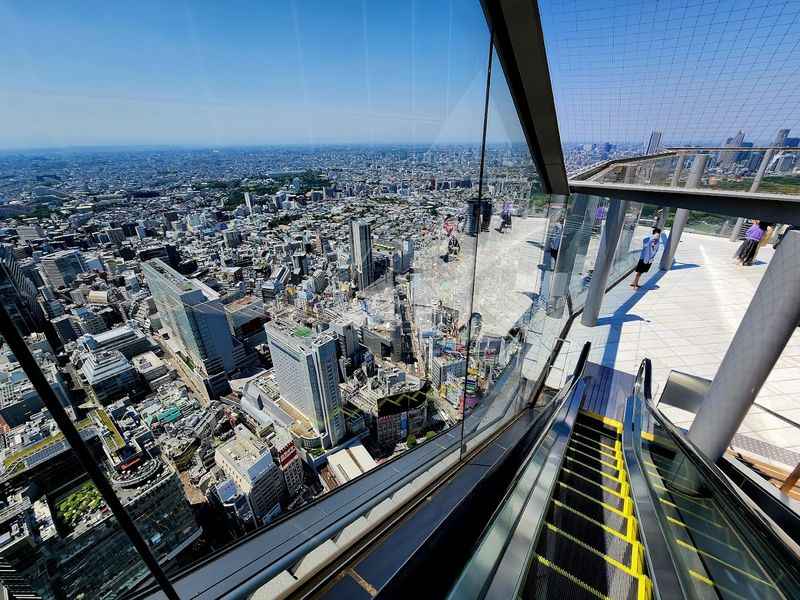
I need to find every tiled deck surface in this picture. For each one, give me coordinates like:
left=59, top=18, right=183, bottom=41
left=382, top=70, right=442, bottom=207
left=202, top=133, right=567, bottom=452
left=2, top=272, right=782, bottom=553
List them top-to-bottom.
left=556, top=230, right=800, bottom=466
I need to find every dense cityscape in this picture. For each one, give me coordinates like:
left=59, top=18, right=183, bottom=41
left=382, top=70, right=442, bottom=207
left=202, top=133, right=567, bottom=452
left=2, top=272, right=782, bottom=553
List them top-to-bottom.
left=0, top=130, right=797, bottom=599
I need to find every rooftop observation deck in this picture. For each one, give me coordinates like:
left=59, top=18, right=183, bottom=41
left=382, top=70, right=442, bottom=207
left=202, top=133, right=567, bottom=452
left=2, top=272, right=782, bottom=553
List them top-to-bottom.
left=552, top=230, right=800, bottom=468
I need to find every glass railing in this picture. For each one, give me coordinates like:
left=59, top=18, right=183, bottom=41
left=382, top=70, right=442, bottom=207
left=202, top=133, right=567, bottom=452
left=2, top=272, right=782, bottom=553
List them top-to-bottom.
left=0, top=2, right=654, bottom=598
left=629, top=360, right=800, bottom=600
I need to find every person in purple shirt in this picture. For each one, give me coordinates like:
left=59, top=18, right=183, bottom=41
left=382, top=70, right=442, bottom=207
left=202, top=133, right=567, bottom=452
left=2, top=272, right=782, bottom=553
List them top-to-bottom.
left=735, top=221, right=768, bottom=266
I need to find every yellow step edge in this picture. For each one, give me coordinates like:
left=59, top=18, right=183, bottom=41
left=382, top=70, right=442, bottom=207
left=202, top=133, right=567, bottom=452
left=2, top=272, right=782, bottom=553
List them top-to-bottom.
left=579, top=410, right=623, bottom=434
left=574, top=419, right=621, bottom=441
left=571, top=430, right=619, bottom=454
left=641, top=431, right=655, bottom=442
left=570, top=437, right=620, bottom=462
left=567, top=445, right=622, bottom=471
left=564, top=455, right=626, bottom=484
left=560, top=467, right=626, bottom=499
left=556, top=481, right=627, bottom=517
left=659, top=498, right=724, bottom=529
left=551, top=499, right=633, bottom=542
left=626, top=515, right=639, bottom=542
left=666, top=517, right=742, bottom=553
left=544, top=523, right=639, bottom=577
left=675, top=539, right=775, bottom=588
left=631, top=541, right=644, bottom=573
left=534, top=554, right=611, bottom=600
left=688, top=570, right=752, bottom=600
left=637, top=575, right=653, bottom=600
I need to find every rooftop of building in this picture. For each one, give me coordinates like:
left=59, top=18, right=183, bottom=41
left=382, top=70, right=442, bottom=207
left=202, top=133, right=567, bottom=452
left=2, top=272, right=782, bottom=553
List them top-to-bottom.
left=216, top=425, right=276, bottom=483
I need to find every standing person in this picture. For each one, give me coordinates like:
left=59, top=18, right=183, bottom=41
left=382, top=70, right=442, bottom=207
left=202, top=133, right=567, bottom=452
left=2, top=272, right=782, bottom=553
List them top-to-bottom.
left=498, top=200, right=513, bottom=233
left=735, top=221, right=764, bottom=266
left=744, top=221, right=772, bottom=266
left=631, top=228, right=661, bottom=289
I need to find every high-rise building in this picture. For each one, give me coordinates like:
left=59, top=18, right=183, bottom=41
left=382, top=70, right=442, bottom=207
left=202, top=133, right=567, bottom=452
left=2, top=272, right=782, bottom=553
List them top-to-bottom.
left=773, top=128, right=790, bottom=147
left=645, top=130, right=662, bottom=155
left=719, top=130, right=745, bottom=168
left=349, top=220, right=374, bottom=290
left=0, top=245, right=46, bottom=337
left=40, top=249, right=86, bottom=289
left=142, top=258, right=244, bottom=398
left=265, top=320, right=346, bottom=448
left=215, top=425, right=285, bottom=523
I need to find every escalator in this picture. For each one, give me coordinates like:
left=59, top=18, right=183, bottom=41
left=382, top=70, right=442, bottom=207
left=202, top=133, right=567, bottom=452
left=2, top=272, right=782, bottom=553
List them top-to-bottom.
left=447, top=354, right=800, bottom=600
left=524, top=410, right=650, bottom=599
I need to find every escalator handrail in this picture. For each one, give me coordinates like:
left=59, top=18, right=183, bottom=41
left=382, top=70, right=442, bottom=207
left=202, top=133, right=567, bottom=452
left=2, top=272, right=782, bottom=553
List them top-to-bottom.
left=446, top=341, right=591, bottom=599
left=626, top=359, right=692, bottom=600
left=636, top=359, right=800, bottom=588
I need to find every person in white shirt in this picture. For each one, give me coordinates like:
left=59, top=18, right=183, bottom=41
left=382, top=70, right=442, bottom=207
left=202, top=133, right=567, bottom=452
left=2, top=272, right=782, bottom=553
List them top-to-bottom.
left=631, top=228, right=661, bottom=289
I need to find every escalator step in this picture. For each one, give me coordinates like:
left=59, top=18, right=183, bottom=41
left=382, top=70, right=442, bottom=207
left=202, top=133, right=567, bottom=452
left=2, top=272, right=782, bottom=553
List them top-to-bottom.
left=575, top=412, right=621, bottom=433
left=574, top=421, right=620, bottom=444
left=571, top=429, right=620, bottom=454
left=569, top=438, right=621, bottom=463
left=567, top=445, right=621, bottom=473
left=563, top=453, right=623, bottom=480
left=561, top=467, right=625, bottom=497
left=553, top=480, right=627, bottom=515
left=548, top=500, right=630, bottom=542
left=540, top=520, right=635, bottom=571
left=535, top=525, right=638, bottom=600
left=526, top=553, right=613, bottom=600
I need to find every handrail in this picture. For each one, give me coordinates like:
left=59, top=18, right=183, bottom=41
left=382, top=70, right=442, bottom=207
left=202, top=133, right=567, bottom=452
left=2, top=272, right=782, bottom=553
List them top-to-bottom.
left=446, top=341, right=591, bottom=599
left=625, top=359, right=688, bottom=600
left=640, top=360, right=800, bottom=593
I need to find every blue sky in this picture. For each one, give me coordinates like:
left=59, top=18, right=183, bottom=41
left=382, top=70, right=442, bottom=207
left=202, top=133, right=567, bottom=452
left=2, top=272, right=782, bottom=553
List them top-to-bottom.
left=1, top=0, right=798, bottom=149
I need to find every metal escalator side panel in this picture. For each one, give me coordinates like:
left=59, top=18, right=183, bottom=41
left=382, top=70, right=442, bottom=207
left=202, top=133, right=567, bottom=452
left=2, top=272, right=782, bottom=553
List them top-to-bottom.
left=446, top=376, right=589, bottom=600
left=621, top=380, right=687, bottom=600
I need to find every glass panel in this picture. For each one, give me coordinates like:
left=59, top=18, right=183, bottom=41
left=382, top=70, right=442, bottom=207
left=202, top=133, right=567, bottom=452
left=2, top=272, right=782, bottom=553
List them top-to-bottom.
left=0, top=1, right=495, bottom=594
left=463, top=45, right=545, bottom=443
left=0, top=328, right=193, bottom=599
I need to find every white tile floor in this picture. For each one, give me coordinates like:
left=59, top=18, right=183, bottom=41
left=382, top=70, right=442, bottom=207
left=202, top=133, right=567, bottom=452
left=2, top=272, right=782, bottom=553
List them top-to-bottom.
left=554, top=231, right=800, bottom=464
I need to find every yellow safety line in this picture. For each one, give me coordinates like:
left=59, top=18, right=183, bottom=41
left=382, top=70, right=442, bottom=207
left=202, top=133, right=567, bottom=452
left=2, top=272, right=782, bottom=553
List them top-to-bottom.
left=579, top=410, right=623, bottom=433
left=571, top=430, right=620, bottom=454
left=640, top=431, right=655, bottom=442
left=570, top=437, right=620, bottom=461
left=567, top=445, right=622, bottom=471
left=564, top=455, right=626, bottom=484
left=561, top=467, right=626, bottom=498
left=556, top=481, right=626, bottom=516
left=659, top=498, right=724, bottom=528
left=551, top=499, right=632, bottom=542
left=666, top=517, right=742, bottom=553
left=544, top=523, right=639, bottom=576
left=675, top=539, right=775, bottom=587
left=534, top=554, right=611, bottom=600
left=688, top=570, right=752, bottom=600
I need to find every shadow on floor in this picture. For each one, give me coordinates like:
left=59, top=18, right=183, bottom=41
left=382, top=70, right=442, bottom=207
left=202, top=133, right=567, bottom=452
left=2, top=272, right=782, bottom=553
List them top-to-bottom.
left=598, top=266, right=669, bottom=369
